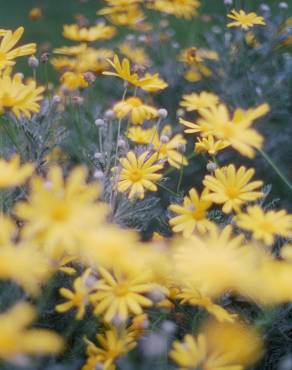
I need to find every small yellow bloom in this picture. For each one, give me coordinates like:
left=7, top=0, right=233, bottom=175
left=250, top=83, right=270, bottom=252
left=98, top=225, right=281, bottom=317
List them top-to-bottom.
left=149, top=0, right=200, bottom=19
left=29, top=7, right=42, bottom=21
left=227, top=9, right=266, bottom=30
left=63, top=24, right=116, bottom=42
left=0, top=27, right=36, bottom=70
left=119, top=41, right=150, bottom=67
left=104, top=54, right=168, bottom=92
left=60, top=71, right=89, bottom=90
left=0, top=72, right=44, bottom=118
left=180, top=91, right=219, bottom=111
left=113, top=96, right=158, bottom=125
left=127, top=126, right=154, bottom=144
left=195, top=135, right=230, bottom=155
left=117, top=151, right=163, bottom=200
left=0, top=155, right=34, bottom=188
left=203, top=164, right=263, bottom=214
left=169, top=188, right=213, bottom=237
left=236, top=205, right=292, bottom=246
left=91, top=267, right=153, bottom=322
left=56, top=268, right=96, bottom=319
left=0, top=303, right=63, bottom=362
left=83, top=326, right=136, bottom=370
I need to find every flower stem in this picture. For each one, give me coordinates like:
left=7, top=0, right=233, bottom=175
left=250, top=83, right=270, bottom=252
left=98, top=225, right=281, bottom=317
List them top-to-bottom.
left=258, top=148, right=292, bottom=193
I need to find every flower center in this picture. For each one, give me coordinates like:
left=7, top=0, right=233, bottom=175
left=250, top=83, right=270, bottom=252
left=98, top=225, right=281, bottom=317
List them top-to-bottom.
left=127, top=97, right=142, bottom=107
left=130, top=169, right=142, bottom=182
left=226, top=186, right=239, bottom=199
left=51, top=203, right=70, bottom=221
left=114, top=283, right=129, bottom=297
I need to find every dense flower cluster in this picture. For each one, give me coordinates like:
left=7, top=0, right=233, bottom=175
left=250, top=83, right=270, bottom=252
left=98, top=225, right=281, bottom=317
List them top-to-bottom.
left=0, top=1, right=291, bottom=370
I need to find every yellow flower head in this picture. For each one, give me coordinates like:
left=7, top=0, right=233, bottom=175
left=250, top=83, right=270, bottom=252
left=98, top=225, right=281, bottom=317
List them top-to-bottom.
left=149, top=0, right=200, bottom=19
left=227, top=9, right=266, bottom=30
left=63, top=24, right=116, bottom=42
left=0, top=27, right=36, bottom=71
left=119, top=41, right=150, bottom=67
left=104, top=54, right=168, bottom=92
left=60, top=71, right=89, bottom=91
left=0, top=72, right=44, bottom=118
left=180, top=91, right=219, bottom=112
left=113, top=96, right=158, bottom=125
left=127, top=126, right=154, bottom=144
left=195, top=135, right=230, bottom=155
left=117, top=151, right=163, bottom=200
left=0, top=155, right=34, bottom=188
left=203, top=164, right=263, bottom=214
left=15, top=166, right=108, bottom=259
left=169, top=188, right=214, bottom=238
left=236, top=205, right=292, bottom=246
left=91, top=267, right=153, bottom=322
left=56, top=268, right=97, bottom=320
left=0, top=303, right=63, bottom=362
left=83, top=326, right=136, bottom=370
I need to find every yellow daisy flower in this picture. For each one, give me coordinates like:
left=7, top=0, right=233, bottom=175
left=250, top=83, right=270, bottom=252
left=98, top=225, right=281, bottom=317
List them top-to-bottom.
left=149, top=0, right=200, bottom=19
left=227, top=9, right=266, bottom=30
left=62, top=24, right=116, bottom=42
left=0, top=27, right=36, bottom=71
left=119, top=41, right=150, bottom=67
left=0, top=71, right=44, bottom=118
left=60, top=71, right=89, bottom=91
left=180, top=91, right=219, bottom=112
left=113, top=96, right=158, bottom=125
left=127, top=126, right=154, bottom=144
left=195, top=135, right=230, bottom=155
left=117, top=151, right=163, bottom=200
left=0, top=155, right=34, bottom=188
left=203, top=164, right=263, bottom=214
left=15, top=166, right=108, bottom=259
left=169, top=188, right=214, bottom=238
left=235, top=205, right=292, bottom=246
left=91, top=267, right=153, bottom=322
left=56, top=268, right=96, bottom=320
left=178, top=286, right=236, bottom=323
left=0, top=303, right=63, bottom=362
left=83, top=326, right=136, bottom=370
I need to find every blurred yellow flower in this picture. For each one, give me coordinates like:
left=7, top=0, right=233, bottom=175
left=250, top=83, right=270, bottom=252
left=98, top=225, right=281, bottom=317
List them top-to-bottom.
left=149, top=0, right=200, bottom=19
left=227, top=9, right=266, bottom=30
left=63, top=24, right=116, bottom=42
left=0, top=27, right=36, bottom=70
left=119, top=41, right=150, bottom=67
left=0, top=71, right=44, bottom=118
left=60, top=71, right=89, bottom=90
left=180, top=91, right=219, bottom=111
left=113, top=96, right=158, bottom=125
left=127, top=126, right=154, bottom=144
left=195, top=135, right=230, bottom=155
left=117, top=151, right=163, bottom=199
left=0, top=155, right=34, bottom=188
left=203, top=164, right=263, bottom=214
left=15, top=166, right=108, bottom=259
left=169, top=188, right=213, bottom=238
left=236, top=205, right=292, bottom=246
left=91, top=267, right=153, bottom=322
left=56, top=268, right=96, bottom=319
left=0, top=303, right=63, bottom=362
left=83, top=326, right=136, bottom=370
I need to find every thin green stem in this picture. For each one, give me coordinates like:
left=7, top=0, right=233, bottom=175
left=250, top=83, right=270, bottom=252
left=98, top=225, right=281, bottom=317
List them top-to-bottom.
left=258, top=148, right=292, bottom=193
left=164, top=151, right=198, bottom=177
left=176, top=154, right=185, bottom=194
left=158, top=183, right=177, bottom=197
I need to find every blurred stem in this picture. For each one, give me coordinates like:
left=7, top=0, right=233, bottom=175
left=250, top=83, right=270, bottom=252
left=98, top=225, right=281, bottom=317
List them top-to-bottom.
left=44, top=63, right=51, bottom=105
left=113, top=86, right=128, bottom=169
left=2, top=121, right=21, bottom=154
left=258, top=148, right=292, bottom=193
left=164, top=151, right=198, bottom=177
left=176, top=155, right=185, bottom=193
left=158, top=183, right=177, bottom=196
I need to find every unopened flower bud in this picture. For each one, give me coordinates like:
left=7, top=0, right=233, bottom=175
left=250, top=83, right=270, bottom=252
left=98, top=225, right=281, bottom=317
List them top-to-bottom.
left=224, top=0, right=233, bottom=5
left=279, top=2, right=288, bottom=9
left=40, top=52, right=50, bottom=63
left=28, top=56, right=39, bottom=68
left=83, top=71, right=96, bottom=84
left=52, top=95, right=61, bottom=104
left=72, top=96, right=84, bottom=105
left=158, top=108, right=168, bottom=119
left=176, top=108, right=184, bottom=118
left=104, top=109, right=115, bottom=121
left=95, top=118, right=105, bottom=127
left=160, top=135, right=169, bottom=144
left=118, top=138, right=126, bottom=148
left=94, top=152, right=103, bottom=160
left=206, top=161, right=218, bottom=172
left=93, top=170, right=104, bottom=180
left=148, top=288, right=165, bottom=303
left=161, top=320, right=176, bottom=335
left=141, top=333, right=167, bottom=357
